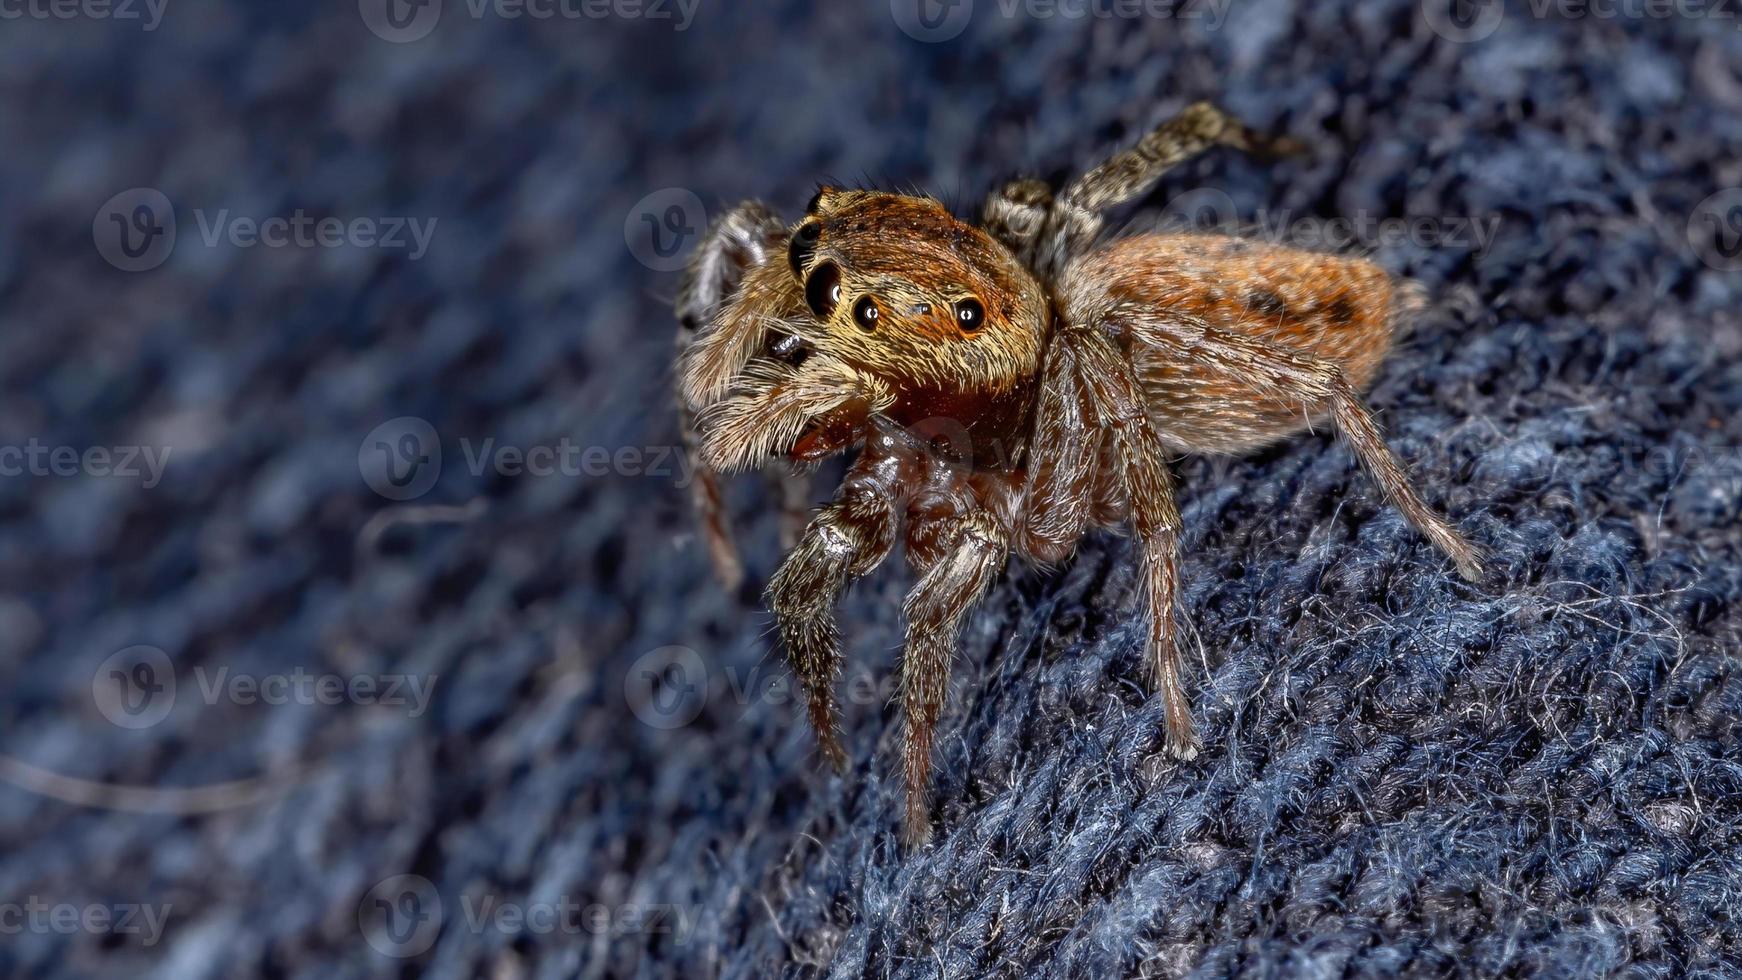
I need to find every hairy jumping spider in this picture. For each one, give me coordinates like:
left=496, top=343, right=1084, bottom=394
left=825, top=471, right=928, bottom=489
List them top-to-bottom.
left=673, top=103, right=1483, bottom=846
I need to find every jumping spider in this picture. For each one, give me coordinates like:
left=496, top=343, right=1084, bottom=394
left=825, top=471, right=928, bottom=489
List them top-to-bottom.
left=673, top=103, right=1483, bottom=846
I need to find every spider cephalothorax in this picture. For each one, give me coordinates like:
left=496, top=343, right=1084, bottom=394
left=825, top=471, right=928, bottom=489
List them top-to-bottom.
left=673, top=102, right=1484, bottom=846
left=682, top=190, right=1048, bottom=474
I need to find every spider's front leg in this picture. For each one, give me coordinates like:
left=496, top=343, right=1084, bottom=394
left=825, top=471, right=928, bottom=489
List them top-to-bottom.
left=675, top=201, right=808, bottom=589
left=1017, top=331, right=1103, bottom=563
left=765, top=450, right=901, bottom=773
left=899, top=508, right=1008, bottom=847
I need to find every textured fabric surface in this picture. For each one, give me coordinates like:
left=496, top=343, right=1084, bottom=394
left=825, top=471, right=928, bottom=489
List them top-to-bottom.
left=2, top=1, right=1741, bottom=977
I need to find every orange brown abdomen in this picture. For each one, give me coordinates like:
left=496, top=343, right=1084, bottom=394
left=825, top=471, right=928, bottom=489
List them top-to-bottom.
left=1065, top=233, right=1420, bottom=455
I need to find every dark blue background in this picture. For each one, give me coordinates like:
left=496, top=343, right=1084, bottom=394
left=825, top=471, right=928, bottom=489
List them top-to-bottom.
left=1, top=1, right=1739, bottom=977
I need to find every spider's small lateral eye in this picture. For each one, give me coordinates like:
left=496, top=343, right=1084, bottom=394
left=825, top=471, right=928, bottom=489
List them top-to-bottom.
left=804, top=189, right=827, bottom=214
left=788, top=221, right=821, bottom=277
left=805, top=261, right=842, bottom=319
left=852, top=296, right=880, bottom=331
left=953, top=297, right=986, bottom=333
left=767, top=330, right=810, bottom=368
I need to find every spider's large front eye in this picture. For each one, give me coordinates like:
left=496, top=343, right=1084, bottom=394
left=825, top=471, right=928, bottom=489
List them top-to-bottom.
left=788, top=221, right=821, bottom=277
left=790, top=222, right=822, bottom=280
left=805, top=260, right=841, bottom=319
left=852, top=296, right=880, bottom=331
left=953, top=297, right=986, bottom=333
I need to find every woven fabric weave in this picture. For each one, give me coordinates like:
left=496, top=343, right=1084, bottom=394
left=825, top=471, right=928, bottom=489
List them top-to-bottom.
left=1, top=2, right=1739, bottom=977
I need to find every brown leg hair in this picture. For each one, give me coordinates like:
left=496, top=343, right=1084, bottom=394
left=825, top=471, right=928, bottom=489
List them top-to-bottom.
left=1062, top=101, right=1301, bottom=213
left=991, top=103, right=1301, bottom=277
left=675, top=201, right=791, bottom=590
left=1144, top=316, right=1484, bottom=581
left=1060, top=325, right=1200, bottom=759
left=1018, top=334, right=1103, bottom=563
left=764, top=458, right=900, bottom=773
left=900, top=509, right=1008, bottom=846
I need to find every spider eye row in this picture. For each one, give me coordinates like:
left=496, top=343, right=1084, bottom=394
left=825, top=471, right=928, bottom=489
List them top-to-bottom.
left=793, top=224, right=986, bottom=336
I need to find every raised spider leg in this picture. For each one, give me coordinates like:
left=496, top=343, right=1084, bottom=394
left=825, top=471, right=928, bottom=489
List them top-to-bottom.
left=1062, top=101, right=1300, bottom=213
left=990, top=102, right=1299, bottom=275
left=674, top=201, right=804, bottom=589
left=1143, top=316, right=1485, bottom=581
left=1062, top=325, right=1200, bottom=760
left=765, top=454, right=901, bottom=773
left=899, top=509, right=1008, bottom=847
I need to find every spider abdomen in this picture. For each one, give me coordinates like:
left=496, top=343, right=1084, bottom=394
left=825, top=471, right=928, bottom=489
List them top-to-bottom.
left=1062, top=233, right=1421, bottom=455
